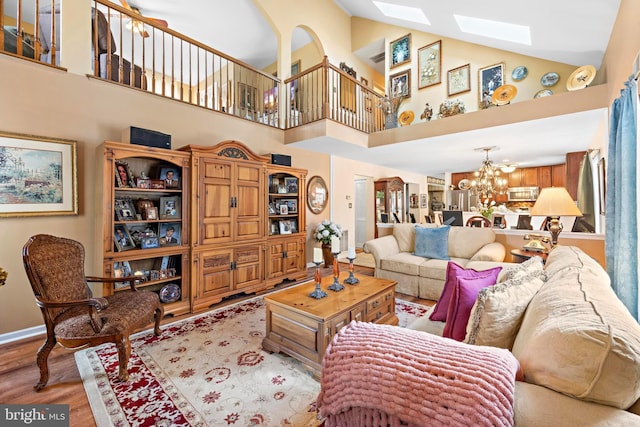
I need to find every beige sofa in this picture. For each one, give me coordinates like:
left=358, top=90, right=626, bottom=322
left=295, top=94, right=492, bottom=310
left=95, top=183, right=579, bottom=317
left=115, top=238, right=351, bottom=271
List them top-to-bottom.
left=364, top=223, right=514, bottom=300
left=408, top=246, right=640, bottom=425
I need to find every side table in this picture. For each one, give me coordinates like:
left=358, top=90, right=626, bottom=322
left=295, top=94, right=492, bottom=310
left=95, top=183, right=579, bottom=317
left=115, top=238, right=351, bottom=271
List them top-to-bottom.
left=510, top=248, right=548, bottom=263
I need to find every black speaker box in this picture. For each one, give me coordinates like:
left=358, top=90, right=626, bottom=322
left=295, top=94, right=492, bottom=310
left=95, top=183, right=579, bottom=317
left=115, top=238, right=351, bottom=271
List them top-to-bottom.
left=129, top=126, right=172, bottom=150
left=271, top=154, right=291, bottom=166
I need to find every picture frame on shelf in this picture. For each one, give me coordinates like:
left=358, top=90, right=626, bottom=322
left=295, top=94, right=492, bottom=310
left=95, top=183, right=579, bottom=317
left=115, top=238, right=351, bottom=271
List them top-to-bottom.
left=389, top=33, right=411, bottom=69
left=418, top=40, right=442, bottom=89
left=478, top=62, right=504, bottom=105
left=447, top=63, right=471, bottom=96
left=389, top=70, right=411, bottom=98
left=0, top=131, right=78, bottom=217
left=115, top=160, right=135, bottom=188
left=159, top=167, right=180, bottom=189
left=136, top=177, right=150, bottom=189
left=284, top=177, right=298, bottom=193
left=149, top=179, right=165, bottom=189
left=160, top=196, right=181, bottom=219
left=114, top=198, right=137, bottom=221
left=282, top=198, right=297, bottom=213
left=269, top=202, right=277, bottom=214
left=279, top=204, right=289, bottom=215
left=143, top=206, right=158, bottom=220
left=290, top=219, right=298, bottom=233
left=279, top=220, right=293, bottom=235
left=270, top=222, right=279, bottom=235
left=159, top=223, right=181, bottom=246
left=114, top=225, right=135, bottom=251
left=141, top=236, right=160, bottom=249
left=113, top=261, right=132, bottom=289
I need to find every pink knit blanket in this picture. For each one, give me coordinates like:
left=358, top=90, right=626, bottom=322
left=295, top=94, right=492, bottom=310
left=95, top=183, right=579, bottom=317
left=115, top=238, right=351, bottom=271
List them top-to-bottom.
left=317, top=321, right=522, bottom=427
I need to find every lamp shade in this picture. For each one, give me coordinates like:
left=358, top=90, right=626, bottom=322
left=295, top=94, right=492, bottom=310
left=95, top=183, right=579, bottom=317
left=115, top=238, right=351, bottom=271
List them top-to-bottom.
left=530, top=187, right=582, bottom=217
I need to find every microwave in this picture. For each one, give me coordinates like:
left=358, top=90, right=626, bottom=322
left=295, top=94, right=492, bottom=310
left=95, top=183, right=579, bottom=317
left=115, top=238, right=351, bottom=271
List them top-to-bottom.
left=507, top=187, right=539, bottom=202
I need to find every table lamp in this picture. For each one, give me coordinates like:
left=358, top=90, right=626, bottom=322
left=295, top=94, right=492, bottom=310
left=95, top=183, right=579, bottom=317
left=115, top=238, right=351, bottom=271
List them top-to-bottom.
left=530, top=187, right=582, bottom=248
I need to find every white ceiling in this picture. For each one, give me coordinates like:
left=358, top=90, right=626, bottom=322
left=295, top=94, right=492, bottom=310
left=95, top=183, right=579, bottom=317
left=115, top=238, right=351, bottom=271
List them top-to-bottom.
left=113, top=0, right=621, bottom=176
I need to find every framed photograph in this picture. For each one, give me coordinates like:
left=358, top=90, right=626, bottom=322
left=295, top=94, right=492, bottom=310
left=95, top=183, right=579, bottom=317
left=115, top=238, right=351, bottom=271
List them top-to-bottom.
left=389, top=33, right=411, bottom=69
left=418, top=40, right=442, bottom=89
left=478, top=62, right=505, bottom=105
left=447, top=63, right=471, bottom=96
left=389, top=70, right=411, bottom=98
left=0, top=131, right=78, bottom=217
left=598, top=157, right=606, bottom=214
left=115, top=160, right=135, bottom=188
left=159, top=167, right=180, bottom=189
left=307, top=175, right=328, bottom=214
left=136, top=177, right=150, bottom=189
left=284, top=177, right=298, bottom=193
left=150, top=179, right=165, bottom=189
left=420, top=194, right=428, bottom=209
left=160, top=196, right=181, bottom=219
left=114, top=198, right=137, bottom=221
left=282, top=198, right=297, bottom=213
left=268, top=202, right=277, bottom=215
left=279, top=204, right=289, bottom=215
left=144, top=206, right=158, bottom=220
left=290, top=219, right=298, bottom=233
left=279, top=220, right=293, bottom=235
left=270, top=221, right=279, bottom=235
left=159, top=222, right=181, bottom=246
left=114, top=225, right=135, bottom=251
left=140, top=236, right=160, bottom=249
left=113, top=261, right=132, bottom=289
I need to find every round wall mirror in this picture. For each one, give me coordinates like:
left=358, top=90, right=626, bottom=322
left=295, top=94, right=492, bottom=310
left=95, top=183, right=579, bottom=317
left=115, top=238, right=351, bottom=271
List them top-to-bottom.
left=307, top=175, right=328, bottom=214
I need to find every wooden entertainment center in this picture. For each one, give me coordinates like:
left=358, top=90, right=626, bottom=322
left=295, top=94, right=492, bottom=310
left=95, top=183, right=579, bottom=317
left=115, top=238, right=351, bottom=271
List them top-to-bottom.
left=98, top=140, right=308, bottom=315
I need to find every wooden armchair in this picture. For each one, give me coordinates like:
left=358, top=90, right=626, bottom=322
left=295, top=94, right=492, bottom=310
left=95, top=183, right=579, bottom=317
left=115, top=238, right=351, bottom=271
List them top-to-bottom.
left=466, top=215, right=492, bottom=228
left=22, top=234, right=163, bottom=391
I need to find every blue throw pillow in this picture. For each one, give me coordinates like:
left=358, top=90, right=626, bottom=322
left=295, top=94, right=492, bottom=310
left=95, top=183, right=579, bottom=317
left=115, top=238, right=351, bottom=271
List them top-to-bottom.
left=414, top=225, right=450, bottom=260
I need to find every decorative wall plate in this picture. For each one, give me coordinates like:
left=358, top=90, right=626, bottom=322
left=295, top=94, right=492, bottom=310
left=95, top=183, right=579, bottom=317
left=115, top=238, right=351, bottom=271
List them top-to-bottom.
left=567, top=65, right=596, bottom=91
left=511, top=66, right=528, bottom=81
left=540, top=72, right=560, bottom=87
left=492, top=84, right=517, bottom=105
left=534, top=89, right=553, bottom=98
left=399, top=110, right=415, bottom=126
left=458, top=179, right=471, bottom=190
left=159, top=283, right=181, bottom=303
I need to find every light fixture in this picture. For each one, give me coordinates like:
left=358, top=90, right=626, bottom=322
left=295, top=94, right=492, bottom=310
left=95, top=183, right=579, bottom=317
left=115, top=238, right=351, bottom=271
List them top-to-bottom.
left=470, top=147, right=508, bottom=199
left=500, top=164, right=517, bottom=173
left=530, top=187, right=582, bottom=248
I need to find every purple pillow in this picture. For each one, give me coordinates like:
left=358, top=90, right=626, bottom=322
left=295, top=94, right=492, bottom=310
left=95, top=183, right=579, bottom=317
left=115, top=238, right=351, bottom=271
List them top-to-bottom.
left=429, top=262, right=502, bottom=322
left=443, top=275, right=498, bottom=341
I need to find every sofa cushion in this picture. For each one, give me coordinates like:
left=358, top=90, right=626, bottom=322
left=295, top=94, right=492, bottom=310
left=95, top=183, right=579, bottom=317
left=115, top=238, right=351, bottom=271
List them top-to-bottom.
left=393, top=223, right=436, bottom=253
left=414, top=225, right=450, bottom=260
left=447, top=227, right=496, bottom=259
left=512, top=246, right=640, bottom=409
left=379, top=252, right=425, bottom=276
left=418, top=257, right=468, bottom=281
left=429, top=262, right=502, bottom=322
left=465, top=268, right=546, bottom=349
left=443, top=275, right=497, bottom=341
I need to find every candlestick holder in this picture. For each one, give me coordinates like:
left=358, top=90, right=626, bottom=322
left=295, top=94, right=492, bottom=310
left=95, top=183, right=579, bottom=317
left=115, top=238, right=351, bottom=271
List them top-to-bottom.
left=328, top=252, right=344, bottom=291
left=343, top=257, right=360, bottom=285
left=309, top=261, right=327, bottom=299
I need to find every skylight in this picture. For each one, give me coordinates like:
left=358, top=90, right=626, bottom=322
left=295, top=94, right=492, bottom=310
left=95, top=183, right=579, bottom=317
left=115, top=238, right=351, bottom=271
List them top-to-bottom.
left=373, top=1, right=430, bottom=25
left=454, top=15, right=531, bottom=45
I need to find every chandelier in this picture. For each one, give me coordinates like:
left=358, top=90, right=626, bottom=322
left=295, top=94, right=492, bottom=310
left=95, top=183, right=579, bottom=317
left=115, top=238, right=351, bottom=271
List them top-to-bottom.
left=471, top=147, right=508, bottom=199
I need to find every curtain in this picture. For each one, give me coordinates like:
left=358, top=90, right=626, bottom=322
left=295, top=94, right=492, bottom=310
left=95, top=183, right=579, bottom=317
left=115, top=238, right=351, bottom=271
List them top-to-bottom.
left=605, top=75, right=638, bottom=320
left=576, top=152, right=595, bottom=231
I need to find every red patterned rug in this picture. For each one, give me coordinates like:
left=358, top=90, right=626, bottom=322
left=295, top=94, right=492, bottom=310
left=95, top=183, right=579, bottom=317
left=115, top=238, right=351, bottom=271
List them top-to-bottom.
left=75, top=294, right=429, bottom=426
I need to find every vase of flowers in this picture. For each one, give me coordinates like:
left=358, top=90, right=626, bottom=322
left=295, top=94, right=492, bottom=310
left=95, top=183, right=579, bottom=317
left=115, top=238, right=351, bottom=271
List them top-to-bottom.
left=377, top=91, right=407, bottom=129
left=478, top=199, right=496, bottom=219
left=314, top=220, right=343, bottom=266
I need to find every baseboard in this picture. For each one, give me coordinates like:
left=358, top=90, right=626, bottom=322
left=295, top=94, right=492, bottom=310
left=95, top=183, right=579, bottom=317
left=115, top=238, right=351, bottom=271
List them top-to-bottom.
left=0, top=324, right=45, bottom=345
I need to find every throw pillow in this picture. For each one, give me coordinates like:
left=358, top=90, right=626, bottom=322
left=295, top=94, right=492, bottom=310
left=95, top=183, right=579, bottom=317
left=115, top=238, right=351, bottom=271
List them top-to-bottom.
left=413, top=225, right=450, bottom=260
left=501, top=256, right=545, bottom=282
left=429, top=262, right=503, bottom=322
left=464, top=269, right=546, bottom=349
left=442, top=275, right=498, bottom=341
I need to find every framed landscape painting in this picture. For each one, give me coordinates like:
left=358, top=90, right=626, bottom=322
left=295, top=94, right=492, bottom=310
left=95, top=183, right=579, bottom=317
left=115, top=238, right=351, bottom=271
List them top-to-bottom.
left=418, top=40, right=442, bottom=89
left=478, top=62, right=504, bottom=104
left=447, top=64, right=471, bottom=96
left=0, top=131, right=77, bottom=217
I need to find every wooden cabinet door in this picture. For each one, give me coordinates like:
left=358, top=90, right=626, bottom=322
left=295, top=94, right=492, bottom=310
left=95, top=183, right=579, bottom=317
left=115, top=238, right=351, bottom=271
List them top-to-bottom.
left=565, top=151, right=586, bottom=200
left=200, top=158, right=233, bottom=246
left=234, top=163, right=264, bottom=241
left=552, top=164, right=567, bottom=188
left=538, top=166, right=552, bottom=189
left=521, top=168, right=539, bottom=186
left=508, top=169, right=522, bottom=187
left=283, top=237, right=304, bottom=275
left=267, top=239, right=286, bottom=279
left=233, top=245, right=263, bottom=291
left=197, top=249, right=233, bottom=303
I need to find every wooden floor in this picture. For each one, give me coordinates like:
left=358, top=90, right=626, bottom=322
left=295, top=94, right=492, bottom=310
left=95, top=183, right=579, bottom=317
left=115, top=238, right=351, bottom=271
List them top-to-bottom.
left=0, top=263, right=432, bottom=426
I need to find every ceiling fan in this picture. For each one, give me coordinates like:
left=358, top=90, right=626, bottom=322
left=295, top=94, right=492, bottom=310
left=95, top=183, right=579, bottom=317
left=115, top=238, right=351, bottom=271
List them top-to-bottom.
left=119, top=0, right=168, bottom=38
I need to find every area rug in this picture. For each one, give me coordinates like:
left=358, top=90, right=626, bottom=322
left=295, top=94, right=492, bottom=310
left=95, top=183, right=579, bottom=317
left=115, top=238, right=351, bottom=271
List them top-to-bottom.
left=75, top=293, right=429, bottom=427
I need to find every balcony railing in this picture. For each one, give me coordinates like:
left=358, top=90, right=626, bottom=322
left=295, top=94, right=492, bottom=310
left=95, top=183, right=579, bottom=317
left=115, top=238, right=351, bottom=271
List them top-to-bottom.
left=1, top=0, right=386, bottom=132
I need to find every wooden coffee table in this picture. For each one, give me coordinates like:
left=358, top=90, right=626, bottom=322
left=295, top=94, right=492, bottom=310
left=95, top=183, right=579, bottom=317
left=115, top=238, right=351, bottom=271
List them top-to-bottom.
left=262, top=272, right=398, bottom=379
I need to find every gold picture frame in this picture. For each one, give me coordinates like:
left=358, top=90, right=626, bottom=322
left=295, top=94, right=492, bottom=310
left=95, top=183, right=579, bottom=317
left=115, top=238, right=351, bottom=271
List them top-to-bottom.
left=389, top=33, right=411, bottom=69
left=418, top=40, right=442, bottom=89
left=478, top=62, right=505, bottom=104
left=447, top=63, right=471, bottom=96
left=0, top=131, right=78, bottom=217
left=307, top=175, right=328, bottom=214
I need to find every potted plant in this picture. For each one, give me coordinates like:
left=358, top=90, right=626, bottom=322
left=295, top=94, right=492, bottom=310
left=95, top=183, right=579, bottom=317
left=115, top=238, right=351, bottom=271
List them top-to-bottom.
left=314, top=220, right=343, bottom=266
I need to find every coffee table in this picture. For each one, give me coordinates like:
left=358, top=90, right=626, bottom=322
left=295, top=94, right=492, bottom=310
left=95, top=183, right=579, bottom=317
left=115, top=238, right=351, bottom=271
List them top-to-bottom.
left=262, top=272, right=398, bottom=379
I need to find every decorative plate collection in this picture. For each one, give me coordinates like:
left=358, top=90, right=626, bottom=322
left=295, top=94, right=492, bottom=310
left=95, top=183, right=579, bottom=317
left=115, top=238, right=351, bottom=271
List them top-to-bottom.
left=567, top=65, right=597, bottom=91
left=511, top=66, right=528, bottom=81
left=540, top=72, right=560, bottom=87
left=492, top=84, right=517, bottom=105
left=534, top=89, right=554, bottom=98
left=399, top=110, right=415, bottom=126
left=458, top=179, right=471, bottom=190
left=159, top=283, right=181, bottom=303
